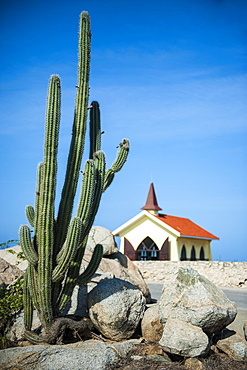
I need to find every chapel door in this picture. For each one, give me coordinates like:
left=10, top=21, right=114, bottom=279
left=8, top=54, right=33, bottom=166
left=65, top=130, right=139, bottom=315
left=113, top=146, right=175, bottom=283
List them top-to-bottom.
left=136, top=237, right=159, bottom=261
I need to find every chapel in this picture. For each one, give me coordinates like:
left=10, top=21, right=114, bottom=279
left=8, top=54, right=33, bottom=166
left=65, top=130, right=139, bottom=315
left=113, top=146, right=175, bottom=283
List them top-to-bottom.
left=112, top=183, right=219, bottom=261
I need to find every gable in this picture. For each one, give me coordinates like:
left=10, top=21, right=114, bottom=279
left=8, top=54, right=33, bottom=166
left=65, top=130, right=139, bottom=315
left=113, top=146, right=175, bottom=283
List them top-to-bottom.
left=112, top=211, right=179, bottom=250
left=112, top=211, right=179, bottom=238
left=113, top=211, right=219, bottom=241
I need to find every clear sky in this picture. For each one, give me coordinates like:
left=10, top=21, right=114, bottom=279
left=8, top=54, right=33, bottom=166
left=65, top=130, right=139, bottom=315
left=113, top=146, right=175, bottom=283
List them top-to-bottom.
left=0, top=0, right=246, bottom=261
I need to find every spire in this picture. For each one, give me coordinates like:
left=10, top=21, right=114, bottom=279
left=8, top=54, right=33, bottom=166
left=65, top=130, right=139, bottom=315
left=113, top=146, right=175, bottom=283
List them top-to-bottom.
left=141, top=183, right=162, bottom=215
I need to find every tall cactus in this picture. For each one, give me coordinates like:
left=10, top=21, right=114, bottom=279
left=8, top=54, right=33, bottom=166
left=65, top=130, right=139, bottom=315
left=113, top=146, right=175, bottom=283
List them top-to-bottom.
left=19, top=11, right=129, bottom=344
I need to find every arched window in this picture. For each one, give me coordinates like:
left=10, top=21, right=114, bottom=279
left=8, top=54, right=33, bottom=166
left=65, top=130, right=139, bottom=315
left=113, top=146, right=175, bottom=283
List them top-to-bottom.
left=136, top=237, right=159, bottom=261
left=180, top=245, right=187, bottom=261
left=190, top=246, right=196, bottom=261
left=199, top=246, right=205, bottom=261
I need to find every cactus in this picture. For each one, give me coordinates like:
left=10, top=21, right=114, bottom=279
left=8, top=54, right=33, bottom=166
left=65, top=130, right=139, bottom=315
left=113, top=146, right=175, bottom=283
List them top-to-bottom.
left=19, top=11, right=129, bottom=344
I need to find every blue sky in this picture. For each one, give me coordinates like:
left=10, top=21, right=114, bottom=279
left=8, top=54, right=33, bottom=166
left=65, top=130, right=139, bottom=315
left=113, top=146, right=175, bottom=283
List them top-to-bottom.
left=0, top=0, right=246, bottom=261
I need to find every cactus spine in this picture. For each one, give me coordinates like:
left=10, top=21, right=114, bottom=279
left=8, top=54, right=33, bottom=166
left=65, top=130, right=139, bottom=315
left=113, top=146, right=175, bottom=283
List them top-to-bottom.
left=19, top=11, right=129, bottom=343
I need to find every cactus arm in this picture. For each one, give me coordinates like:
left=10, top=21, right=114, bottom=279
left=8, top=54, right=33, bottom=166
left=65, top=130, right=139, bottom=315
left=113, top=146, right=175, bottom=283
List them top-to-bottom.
left=55, top=11, right=91, bottom=251
left=37, top=74, right=61, bottom=327
left=89, top=101, right=101, bottom=159
left=103, top=138, right=130, bottom=192
left=111, top=138, right=130, bottom=172
left=56, top=150, right=105, bottom=313
left=80, top=151, right=105, bottom=239
left=84, top=151, right=105, bottom=232
left=57, top=152, right=105, bottom=313
left=76, top=159, right=95, bottom=223
left=34, top=162, right=44, bottom=234
left=103, top=169, right=115, bottom=191
left=25, top=205, right=35, bottom=227
left=52, top=217, right=82, bottom=282
left=19, top=225, right=38, bottom=265
left=57, top=238, right=88, bottom=313
left=57, top=240, right=103, bottom=313
left=77, top=244, right=103, bottom=285
left=27, top=264, right=43, bottom=321
left=23, top=270, right=33, bottom=331
left=24, top=330, right=44, bottom=344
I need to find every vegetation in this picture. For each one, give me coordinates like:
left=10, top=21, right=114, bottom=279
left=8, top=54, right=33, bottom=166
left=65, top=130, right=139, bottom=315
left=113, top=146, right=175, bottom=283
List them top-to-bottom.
left=19, top=11, right=129, bottom=344
left=0, top=240, right=18, bottom=250
left=0, top=277, right=24, bottom=349
left=0, top=277, right=24, bottom=322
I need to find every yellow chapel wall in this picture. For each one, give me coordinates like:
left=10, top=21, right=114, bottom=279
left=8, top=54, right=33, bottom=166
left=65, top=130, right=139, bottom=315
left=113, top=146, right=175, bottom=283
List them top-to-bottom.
left=118, top=216, right=180, bottom=261
left=177, top=237, right=212, bottom=261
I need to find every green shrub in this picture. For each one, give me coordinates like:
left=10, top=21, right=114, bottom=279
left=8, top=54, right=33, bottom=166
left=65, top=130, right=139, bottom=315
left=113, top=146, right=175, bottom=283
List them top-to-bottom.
left=0, top=277, right=24, bottom=321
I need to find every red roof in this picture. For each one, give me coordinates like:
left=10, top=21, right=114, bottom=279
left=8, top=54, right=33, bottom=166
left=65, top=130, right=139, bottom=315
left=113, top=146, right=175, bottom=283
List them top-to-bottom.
left=155, top=214, right=219, bottom=240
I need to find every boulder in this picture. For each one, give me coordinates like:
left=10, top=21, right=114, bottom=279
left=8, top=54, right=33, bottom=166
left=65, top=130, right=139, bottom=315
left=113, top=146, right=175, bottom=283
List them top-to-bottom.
left=86, top=226, right=118, bottom=256
left=0, top=246, right=28, bottom=271
left=64, top=249, right=151, bottom=317
left=81, top=251, right=151, bottom=303
left=0, top=257, right=23, bottom=288
left=158, top=266, right=237, bottom=335
left=61, top=272, right=115, bottom=317
left=87, top=278, right=146, bottom=341
left=141, top=304, right=163, bottom=342
left=5, top=310, right=41, bottom=343
left=159, top=318, right=210, bottom=358
left=244, top=319, right=247, bottom=341
left=215, top=330, right=247, bottom=360
left=0, top=339, right=142, bottom=370
left=125, top=341, right=172, bottom=365
left=184, top=357, right=206, bottom=370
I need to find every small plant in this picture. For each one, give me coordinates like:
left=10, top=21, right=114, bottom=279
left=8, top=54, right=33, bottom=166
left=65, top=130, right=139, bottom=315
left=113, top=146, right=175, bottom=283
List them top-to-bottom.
left=19, top=11, right=129, bottom=344
left=7, top=249, right=26, bottom=265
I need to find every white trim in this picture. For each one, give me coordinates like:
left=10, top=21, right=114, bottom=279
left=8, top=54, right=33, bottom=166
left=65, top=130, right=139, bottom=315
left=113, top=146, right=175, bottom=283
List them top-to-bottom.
left=112, top=210, right=180, bottom=238
left=112, top=211, right=218, bottom=242
left=112, top=211, right=147, bottom=235
left=145, top=211, right=180, bottom=237
left=180, top=235, right=218, bottom=241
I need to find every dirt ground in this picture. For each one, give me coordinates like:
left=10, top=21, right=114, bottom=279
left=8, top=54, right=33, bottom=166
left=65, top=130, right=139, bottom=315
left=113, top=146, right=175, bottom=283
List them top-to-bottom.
left=106, top=353, right=247, bottom=370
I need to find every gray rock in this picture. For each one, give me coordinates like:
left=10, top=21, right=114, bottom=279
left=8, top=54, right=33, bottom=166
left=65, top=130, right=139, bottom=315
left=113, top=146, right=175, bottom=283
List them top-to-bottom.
left=86, top=226, right=118, bottom=256
left=46, top=241, right=151, bottom=318
left=0, top=246, right=28, bottom=271
left=81, top=250, right=151, bottom=303
left=106, top=252, right=152, bottom=302
left=0, top=257, right=23, bottom=288
left=158, top=266, right=237, bottom=335
left=62, top=272, right=115, bottom=317
left=87, top=278, right=146, bottom=341
left=141, top=304, right=163, bottom=342
left=5, top=310, right=41, bottom=343
left=159, top=318, right=210, bottom=358
left=244, top=319, right=247, bottom=341
left=216, top=330, right=247, bottom=360
left=0, top=338, right=144, bottom=370
left=108, top=338, right=143, bottom=358
left=0, top=340, right=120, bottom=370
left=144, top=353, right=172, bottom=365
left=184, top=357, right=206, bottom=370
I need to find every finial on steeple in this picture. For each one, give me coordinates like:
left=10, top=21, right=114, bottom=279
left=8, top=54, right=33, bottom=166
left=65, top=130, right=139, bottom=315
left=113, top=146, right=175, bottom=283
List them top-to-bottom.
left=141, top=183, right=162, bottom=215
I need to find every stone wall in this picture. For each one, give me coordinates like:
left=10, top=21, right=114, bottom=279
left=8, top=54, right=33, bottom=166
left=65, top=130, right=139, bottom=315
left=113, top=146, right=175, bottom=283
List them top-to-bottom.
left=133, top=261, right=247, bottom=288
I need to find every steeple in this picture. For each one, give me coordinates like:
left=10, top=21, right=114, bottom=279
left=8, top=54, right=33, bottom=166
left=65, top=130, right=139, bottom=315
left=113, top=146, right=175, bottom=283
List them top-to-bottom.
left=141, top=183, right=162, bottom=215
